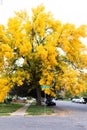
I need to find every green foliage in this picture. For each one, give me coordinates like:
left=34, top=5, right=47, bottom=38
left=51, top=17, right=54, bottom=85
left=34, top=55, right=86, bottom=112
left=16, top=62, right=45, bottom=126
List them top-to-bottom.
left=64, top=90, right=72, bottom=99
left=81, top=91, right=87, bottom=97
left=0, top=103, right=23, bottom=116
left=26, top=104, right=54, bottom=115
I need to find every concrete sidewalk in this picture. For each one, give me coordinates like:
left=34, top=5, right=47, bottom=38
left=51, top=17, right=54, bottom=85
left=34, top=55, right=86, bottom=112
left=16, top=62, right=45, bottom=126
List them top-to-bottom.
left=11, top=103, right=30, bottom=116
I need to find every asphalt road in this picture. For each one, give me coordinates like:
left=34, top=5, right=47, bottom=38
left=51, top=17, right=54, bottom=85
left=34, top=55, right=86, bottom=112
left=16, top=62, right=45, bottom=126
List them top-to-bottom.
left=0, top=100, right=87, bottom=130
left=53, top=100, right=87, bottom=114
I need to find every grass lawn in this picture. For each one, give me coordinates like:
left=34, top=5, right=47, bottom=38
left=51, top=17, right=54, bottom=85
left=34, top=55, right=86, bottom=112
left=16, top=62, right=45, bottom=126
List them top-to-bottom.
left=0, top=103, right=24, bottom=116
left=26, top=104, right=55, bottom=115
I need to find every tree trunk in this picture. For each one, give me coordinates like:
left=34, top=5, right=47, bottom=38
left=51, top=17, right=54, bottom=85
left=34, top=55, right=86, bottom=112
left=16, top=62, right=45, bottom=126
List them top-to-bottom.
left=36, top=85, right=41, bottom=106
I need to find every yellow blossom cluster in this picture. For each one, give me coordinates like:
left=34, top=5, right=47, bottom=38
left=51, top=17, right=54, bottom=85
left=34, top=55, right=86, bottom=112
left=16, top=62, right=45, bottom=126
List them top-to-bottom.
left=0, top=5, right=87, bottom=102
left=20, top=41, right=32, bottom=56
left=1, top=44, right=14, bottom=59
left=36, top=44, right=48, bottom=61
left=62, top=67, right=86, bottom=96
left=39, top=69, right=56, bottom=96
left=12, top=70, right=30, bottom=86
left=0, top=78, right=12, bottom=102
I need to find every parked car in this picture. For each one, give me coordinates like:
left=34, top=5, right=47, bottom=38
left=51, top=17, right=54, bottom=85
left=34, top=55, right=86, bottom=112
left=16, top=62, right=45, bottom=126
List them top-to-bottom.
left=18, top=97, right=27, bottom=100
left=72, top=97, right=86, bottom=104
left=83, top=97, right=87, bottom=103
left=46, top=98, right=56, bottom=106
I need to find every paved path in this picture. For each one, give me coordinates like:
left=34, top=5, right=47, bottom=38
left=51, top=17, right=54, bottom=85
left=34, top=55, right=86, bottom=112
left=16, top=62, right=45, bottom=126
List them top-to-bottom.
left=11, top=103, right=30, bottom=116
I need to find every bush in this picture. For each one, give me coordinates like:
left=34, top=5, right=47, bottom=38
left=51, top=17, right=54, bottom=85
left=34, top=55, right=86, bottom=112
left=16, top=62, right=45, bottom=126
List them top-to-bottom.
left=4, top=96, right=12, bottom=104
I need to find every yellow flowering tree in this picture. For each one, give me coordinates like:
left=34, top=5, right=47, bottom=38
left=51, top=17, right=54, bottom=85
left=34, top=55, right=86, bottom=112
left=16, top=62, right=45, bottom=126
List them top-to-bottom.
left=0, top=5, right=87, bottom=105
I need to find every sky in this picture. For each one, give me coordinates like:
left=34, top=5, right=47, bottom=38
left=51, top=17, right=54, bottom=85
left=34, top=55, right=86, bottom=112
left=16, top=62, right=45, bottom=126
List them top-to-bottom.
left=0, top=0, right=87, bottom=45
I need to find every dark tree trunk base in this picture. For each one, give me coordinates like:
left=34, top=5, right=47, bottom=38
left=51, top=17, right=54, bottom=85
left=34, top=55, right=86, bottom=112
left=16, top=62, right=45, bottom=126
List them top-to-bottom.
left=36, top=86, right=42, bottom=106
